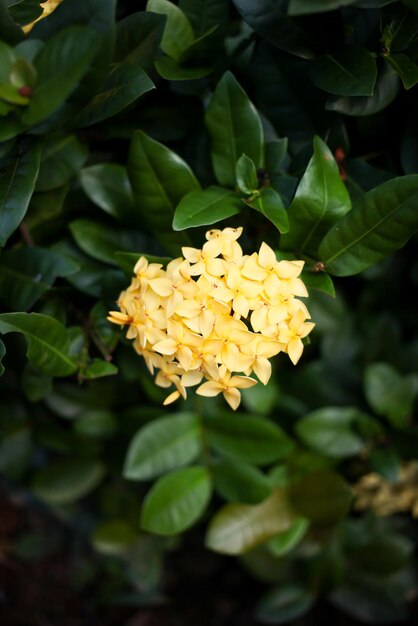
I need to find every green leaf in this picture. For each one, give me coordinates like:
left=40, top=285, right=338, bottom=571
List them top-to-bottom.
left=6, top=0, right=43, bottom=25
left=146, top=0, right=194, bottom=60
left=179, top=0, right=228, bottom=40
left=232, top=0, right=315, bottom=59
left=288, top=0, right=358, bottom=15
left=0, top=3, right=24, bottom=45
left=114, top=11, right=166, bottom=73
left=178, top=24, right=219, bottom=64
left=22, top=26, right=101, bottom=127
left=0, top=40, right=17, bottom=81
left=309, top=47, right=377, bottom=96
left=386, top=52, right=418, bottom=90
left=9, top=56, right=37, bottom=89
left=154, top=56, right=212, bottom=80
left=326, top=61, right=399, bottom=116
left=74, top=63, right=155, bottom=128
left=205, top=71, right=264, bottom=188
left=0, top=83, right=30, bottom=105
left=128, top=129, right=200, bottom=240
left=36, top=133, right=88, bottom=192
left=281, top=136, right=351, bottom=256
left=0, top=138, right=42, bottom=247
left=236, top=154, right=259, bottom=195
left=80, top=164, right=136, bottom=222
left=319, top=175, right=418, bottom=276
left=173, top=186, right=241, bottom=231
left=245, top=187, right=289, bottom=234
left=69, top=218, right=147, bottom=265
left=0, top=247, right=79, bottom=311
left=115, top=251, right=172, bottom=277
left=301, top=269, right=336, bottom=297
left=0, top=313, right=77, bottom=377
left=0, top=338, right=5, bottom=376
left=82, top=359, right=118, bottom=380
left=364, top=363, right=417, bottom=428
left=22, top=364, right=52, bottom=402
left=241, top=378, right=279, bottom=415
left=296, top=407, right=365, bottom=458
left=73, top=410, right=117, bottom=439
left=124, top=413, right=202, bottom=480
left=205, top=413, right=294, bottom=465
left=33, top=459, right=105, bottom=506
left=212, top=459, right=273, bottom=504
left=140, top=466, right=212, bottom=535
left=288, top=470, right=352, bottom=524
left=205, top=488, right=296, bottom=554
left=267, top=517, right=309, bottom=557
left=91, top=520, right=137, bottom=556
left=256, top=586, right=315, bottom=624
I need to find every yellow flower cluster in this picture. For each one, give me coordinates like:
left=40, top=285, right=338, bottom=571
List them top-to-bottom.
left=108, top=227, right=314, bottom=410
left=353, top=463, right=418, bottom=518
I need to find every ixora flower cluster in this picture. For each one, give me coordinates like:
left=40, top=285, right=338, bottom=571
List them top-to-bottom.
left=108, top=227, right=314, bottom=410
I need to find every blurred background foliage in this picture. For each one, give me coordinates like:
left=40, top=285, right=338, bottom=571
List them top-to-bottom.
left=0, top=0, right=418, bottom=624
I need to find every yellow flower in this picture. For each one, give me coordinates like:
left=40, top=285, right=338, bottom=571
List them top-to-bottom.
left=23, top=0, right=63, bottom=33
left=278, top=308, right=315, bottom=365
left=196, top=365, right=257, bottom=410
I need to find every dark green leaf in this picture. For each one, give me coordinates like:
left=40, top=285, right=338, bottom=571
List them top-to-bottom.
left=6, top=0, right=43, bottom=25
left=146, top=0, right=194, bottom=60
left=179, top=0, right=228, bottom=41
left=232, top=0, right=315, bottom=59
left=288, top=0, right=357, bottom=14
left=0, top=3, right=24, bottom=44
left=114, top=11, right=166, bottom=73
left=178, top=24, right=219, bottom=63
left=22, top=26, right=101, bottom=127
left=0, top=40, right=17, bottom=81
left=309, top=47, right=377, bottom=96
left=386, top=52, right=418, bottom=89
left=155, top=56, right=212, bottom=80
left=9, top=57, right=37, bottom=89
left=326, top=61, right=399, bottom=116
left=74, top=63, right=154, bottom=128
left=205, top=71, right=264, bottom=188
left=36, top=133, right=88, bottom=192
left=281, top=136, right=351, bottom=256
left=0, top=138, right=42, bottom=247
left=236, top=154, right=259, bottom=195
left=80, top=164, right=136, bottom=222
left=319, top=175, right=418, bottom=276
left=173, top=186, right=241, bottom=231
left=245, top=187, right=289, bottom=234
left=69, top=218, right=147, bottom=265
left=0, top=247, right=79, bottom=311
left=115, top=251, right=172, bottom=277
left=301, top=269, right=336, bottom=297
left=0, top=312, right=77, bottom=376
left=0, top=338, right=5, bottom=376
left=82, top=359, right=118, bottom=380
left=364, top=363, right=417, bottom=428
left=21, top=364, right=52, bottom=402
left=241, top=378, right=279, bottom=415
left=296, top=407, right=365, bottom=458
left=73, top=410, right=117, bottom=439
left=124, top=413, right=201, bottom=480
left=205, top=413, right=294, bottom=465
left=0, top=424, right=31, bottom=480
left=369, top=448, right=400, bottom=482
left=33, top=459, right=105, bottom=505
left=212, top=459, right=272, bottom=504
left=140, top=466, right=212, bottom=535
left=288, top=470, right=352, bottom=524
left=205, top=488, right=296, bottom=554
left=267, top=517, right=309, bottom=557
left=91, top=520, right=137, bottom=556
left=256, top=585, right=315, bottom=624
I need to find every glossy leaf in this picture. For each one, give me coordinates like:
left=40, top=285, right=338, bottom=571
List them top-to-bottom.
left=146, top=0, right=194, bottom=60
left=179, top=0, right=228, bottom=40
left=232, top=0, right=315, bottom=59
left=114, top=11, right=166, bottom=72
left=22, top=26, right=101, bottom=126
left=309, top=47, right=377, bottom=96
left=386, top=52, right=418, bottom=90
left=155, top=56, right=212, bottom=80
left=74, top=63, right=154, bottom=128
left=205, top=71, right=264, bottom=188
left=36, top=133, right=88, bottom=192
left=281, top=136, right=351, bottom=256
left=0, top=139, right=42, bottom=247
left=236, top=154, right=259, bottom=195
left=80, top=164, right=136, bottom=222
left=319, top=175, right=418, bottom=276
left=173, top=187, right=241, bottom=231
left=245, top=187, right=289, bottom=234
left=69, top=218, right=147, bottom=265
left=0, top=247, right=79, bottom=311
left=301, top=269, right=336, bottom=297
left=0, top=313, right=77, bottom=377
left=0, top=338, right=5, bottom=377
left=82, top=359, right=118, bottom=380
left=364, top=363, right=417, bottom=428
left=296, top=407, right=365, bottom=458
left=124, top=413, right=201, bottom=480
left=205, top=413, right=294, bottom=465
left=33, top=459, right=105, bottom=505
left=212, top=459, right=273, bottom=504
left=140, top=466, right=212, bottom=535
left=288, top=470, right=352, bottom=524
left=205, top=488, right=295, bottom=554
left=267, top=517, right=309, bottom=557
left=256, top=585, right=315, bottom=624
